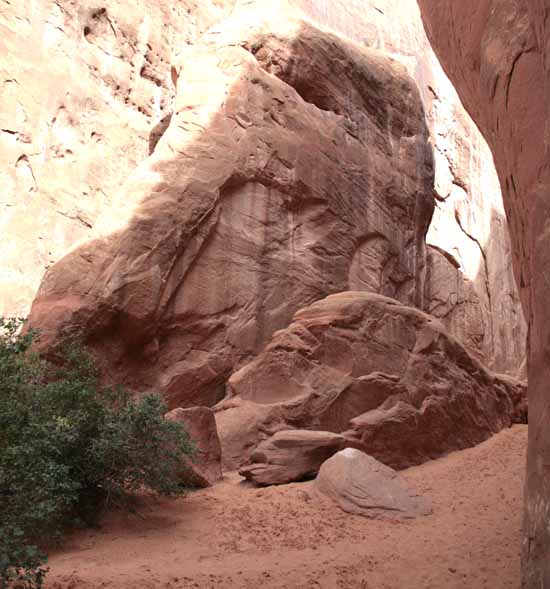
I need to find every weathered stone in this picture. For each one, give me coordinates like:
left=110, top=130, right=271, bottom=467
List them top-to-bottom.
left=0, top=0, right=234, bottom=318
left=2, top=0, right=526, bottom=385
left=237, top=0, right=527, bottom=375
left=416, top=2, right=549, bottom=583
left=26, top=16, right=434, bottom=409
left=217, top=291, right=526, bottom=470
left=214, top=399, right=288, bottom=472
left=165, top=406, right=222, bottom=487
left=239, top=430, right=348, bottom=486
left=314, top=448, right=431, bottom=519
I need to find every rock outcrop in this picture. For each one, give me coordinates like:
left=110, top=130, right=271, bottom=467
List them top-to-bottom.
left=0, top=0, right=234, bottom=318
left=2, top=0, right=526, bottom=379
left=277, top=0, right=527, bottom=376
left=416, top=2, right=549, bottom=584
left=26, top=15, right=434, bottom=408
left=216, top=291, right=526, bottom=470
left=165, top=406, right=222, bottom=487
left=239, top=430, right=348, bottom=486
left=314, top=448, right=431, bottom=519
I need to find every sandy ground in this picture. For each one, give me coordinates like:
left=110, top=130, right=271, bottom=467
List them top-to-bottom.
left=47, top=425, right=527, bottom=589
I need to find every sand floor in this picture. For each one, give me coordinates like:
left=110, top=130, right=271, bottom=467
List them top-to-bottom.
left=47, top=425, right=527, bottom=589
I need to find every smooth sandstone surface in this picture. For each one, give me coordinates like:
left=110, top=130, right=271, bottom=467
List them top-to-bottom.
left=0, top=0, right=234, bottom=316
left=273, top=0, right=528, bottom=376
left=416, top=2, right=549, bottom=584
left=26, top=14, right=436, bottom=408
left=165, top=406, right=223, bottom=487
left=239, top=429, right=348, bottom=486
left=314, top=447, right=432, bottom=519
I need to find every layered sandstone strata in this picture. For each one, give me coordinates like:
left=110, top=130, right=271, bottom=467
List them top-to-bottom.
left=1, top=0, right=526, bottom=376
left=216, top=292, right=526, bottom=470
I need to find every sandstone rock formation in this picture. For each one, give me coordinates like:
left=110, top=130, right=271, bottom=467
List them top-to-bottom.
left=0, top=0, right=234, bottom=318
left=2, top=0, right=526, bottom=379
left=268, top=0, right=528, bottom=376
left=416, top=2, right=549, bottom=584
left=26, top=15, right=435, bottom=409
left=216, top=291, right=526, bottom=470
left=165, top=406, right=222, bottom=487
left=239, top=430, right=348, bottom=486
left=314, top=448, right=431, bottom=519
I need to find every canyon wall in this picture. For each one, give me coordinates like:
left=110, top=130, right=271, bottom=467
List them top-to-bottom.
left=0, top=0, right=233, bottom=316
left=1, top=0, right=526, bottom=378
left=2, top=0, right=536, bottom=576
left=284, top=0, right=527, bottom=375
left=417, top=1, right=549, bottom=585
left=26, top=10, right=436, bottom=407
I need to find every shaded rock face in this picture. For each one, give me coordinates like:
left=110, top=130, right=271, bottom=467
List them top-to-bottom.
left=416, top=2, right=550, bottom=584
left=26, top=16, right=434, bottom=408
left=216, top=291, right=526, bottom=470
left=165, top=406, right=222, bottom=487
left=239, top=430, right=348, bottom=486
left=313, top=448, right=431, bottom=519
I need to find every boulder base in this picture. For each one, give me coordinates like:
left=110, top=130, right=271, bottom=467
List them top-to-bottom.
left=217, top=292, right=527, bottom=470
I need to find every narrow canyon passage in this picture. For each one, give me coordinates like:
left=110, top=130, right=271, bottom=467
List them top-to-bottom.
left=1, top=0, right=539, bottom=587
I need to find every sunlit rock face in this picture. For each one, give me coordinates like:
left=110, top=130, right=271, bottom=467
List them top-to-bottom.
left=0, top=0, right=233, bottom=317
left=4, top=0, right=526, bottom=388
left=417, top=1, right=550, bottom=585
left=27, top=13, right=435, bottom=407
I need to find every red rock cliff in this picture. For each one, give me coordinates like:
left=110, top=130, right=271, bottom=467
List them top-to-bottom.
left=418, top=1, right=550, bottom=585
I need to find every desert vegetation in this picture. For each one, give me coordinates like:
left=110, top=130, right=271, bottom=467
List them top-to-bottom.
left=0, top=319, right=194, bottom=588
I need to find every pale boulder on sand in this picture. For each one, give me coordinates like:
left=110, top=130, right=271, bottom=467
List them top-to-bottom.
left=314, top=448, right=432, bottom=519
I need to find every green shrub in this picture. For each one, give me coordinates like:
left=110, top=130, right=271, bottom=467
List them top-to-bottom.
left=0, top=319, right=194, bottom=588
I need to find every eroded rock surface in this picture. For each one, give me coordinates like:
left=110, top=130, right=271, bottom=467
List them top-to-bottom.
left=0, top=0, right=234, bottom=317
left=2, top=0, right=526, bottom=379
left=234, top=0, right=527, bottom=375
left=416, top=2, right=549, bottom=584
left=27, top=16, right=434, bottom=408
left=216, top=291, right=526, bottom=470
left=165, top=406, right=222, bottom=487
left=239, top=430, right=348, bottom=486
left=314, top=448, right=431, bottom=519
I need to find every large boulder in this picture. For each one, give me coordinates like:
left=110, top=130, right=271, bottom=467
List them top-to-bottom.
left=416, top=2, right=549, bottom=583
left=25, top=15, right=434, bottom=409
left=216, top=291, right=526, bottom=470
left=165, top=407, right=222, bottom=487
left=238, top=430, right=348, bottom=486
left=314, top=448, right=431, bottom=519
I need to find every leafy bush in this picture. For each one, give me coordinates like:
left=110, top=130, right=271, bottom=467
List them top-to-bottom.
left=0, top=319, right=194, bottom=588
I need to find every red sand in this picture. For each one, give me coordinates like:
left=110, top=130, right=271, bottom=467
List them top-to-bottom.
left=47, top=425, right=527, bottom=589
